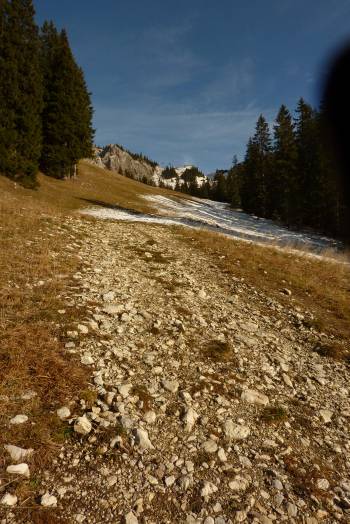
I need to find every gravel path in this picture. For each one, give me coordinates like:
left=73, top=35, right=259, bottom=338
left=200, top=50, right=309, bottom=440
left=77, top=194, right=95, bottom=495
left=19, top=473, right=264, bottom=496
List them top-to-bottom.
left=3, top=217, right=349, bottom=523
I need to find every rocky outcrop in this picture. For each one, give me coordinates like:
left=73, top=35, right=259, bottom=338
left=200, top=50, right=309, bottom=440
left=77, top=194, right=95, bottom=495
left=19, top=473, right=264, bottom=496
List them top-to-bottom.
left=90, top=144, right=207, bottom=189
left=92, top=145, right=158, bottom=184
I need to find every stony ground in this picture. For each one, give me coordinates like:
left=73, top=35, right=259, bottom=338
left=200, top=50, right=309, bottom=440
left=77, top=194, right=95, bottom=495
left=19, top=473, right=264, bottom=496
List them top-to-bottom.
left=2, top=216, right=350, bottom=524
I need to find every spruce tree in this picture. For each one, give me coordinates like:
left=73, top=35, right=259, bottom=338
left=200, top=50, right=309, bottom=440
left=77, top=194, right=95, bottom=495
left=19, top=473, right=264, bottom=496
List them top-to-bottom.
left=0, top=0, right=42, bottom=186
left=0, top=0, right=15, bottom=178
left=40, top=23, right=94, bottom=178
left=294, top=98, right=319, bottom=228
left=271, top=105, right=298, bottom=224
left=241, top=115, right=272, bottom=216
left=241, top=138, right=259, bottom=213
left=226, top=156, right=241, bottom=208
left=212, top=171, right=228, bottom=202
left=174, top=178, right=181, bottom=192
left=199, top=179, right=210, bottom=199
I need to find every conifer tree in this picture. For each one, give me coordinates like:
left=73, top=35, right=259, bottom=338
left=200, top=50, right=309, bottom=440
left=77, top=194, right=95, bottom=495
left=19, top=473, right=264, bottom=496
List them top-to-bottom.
left=0, top=0, right=42, bottom=186
left=0, top=0, right=14, bottom=178
left=40, top=23, right=94, bottom=178
left=294, top=98, right=319, bottom=227
left=270, top=105, right=298, bottom=224
left=241, top=115, right=271, bottom=216
left=241, top=138, right=259, bottom=213
left=226, top=156, right=242, bottom=208
left=212, top=171, right=228, bottom=202
left=174, top=178, right=181, bottom=192
left=199, top=179, right=210, bottom=199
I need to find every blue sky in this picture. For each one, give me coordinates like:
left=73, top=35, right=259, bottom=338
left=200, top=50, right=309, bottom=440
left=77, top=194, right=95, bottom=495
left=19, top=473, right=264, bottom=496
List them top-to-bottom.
left=35, top=0, right=350, bottom=172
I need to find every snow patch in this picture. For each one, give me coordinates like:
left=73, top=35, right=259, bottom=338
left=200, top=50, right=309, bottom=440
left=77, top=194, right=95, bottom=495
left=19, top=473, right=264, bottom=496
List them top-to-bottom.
left=81, top=195, right=344, bottom=262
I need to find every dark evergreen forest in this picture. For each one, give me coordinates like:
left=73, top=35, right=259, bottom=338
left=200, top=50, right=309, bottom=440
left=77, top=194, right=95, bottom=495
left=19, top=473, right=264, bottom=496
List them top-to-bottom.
left=0, top=0, right=94, bottom=186
left=179, top=100, right=347, bottom=239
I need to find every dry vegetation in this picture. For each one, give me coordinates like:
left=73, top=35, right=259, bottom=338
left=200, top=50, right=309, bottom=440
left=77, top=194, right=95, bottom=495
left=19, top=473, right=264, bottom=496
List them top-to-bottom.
left=0, top=185, right=89, bottom=519
left=176, top=228, right=350, bottom=346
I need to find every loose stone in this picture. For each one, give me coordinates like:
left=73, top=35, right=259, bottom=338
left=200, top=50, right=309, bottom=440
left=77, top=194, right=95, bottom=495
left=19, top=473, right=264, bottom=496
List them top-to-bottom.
left=241, top=389, right=269, bottom=406
left=74, top=416, right=92, bottom=435
left=6, top=463, right=30, bottom=478
left=1, top=493, right=18, bottom=506
left=41, top=493, right=58, bottom=507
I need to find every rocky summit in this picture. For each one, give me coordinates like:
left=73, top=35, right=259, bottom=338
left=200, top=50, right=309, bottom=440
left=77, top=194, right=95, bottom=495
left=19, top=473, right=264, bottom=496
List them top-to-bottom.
left=2, top=216, right=348, bottom=524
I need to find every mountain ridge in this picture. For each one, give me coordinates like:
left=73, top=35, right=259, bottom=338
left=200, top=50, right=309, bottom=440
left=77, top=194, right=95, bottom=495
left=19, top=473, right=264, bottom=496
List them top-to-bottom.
left=91, top=144, right=208, bottom=190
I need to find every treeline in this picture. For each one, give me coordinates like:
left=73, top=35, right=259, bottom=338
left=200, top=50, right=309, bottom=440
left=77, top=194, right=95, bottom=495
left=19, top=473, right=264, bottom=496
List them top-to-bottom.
left=0, top=0, right=94, bottom=187
left=204, top=99, right=347, bottom=238
left=240, top=99, right=347, bottom=237
left=159, top=165, right=241, bottom=202
left=158, top=166, right=215, bottom=197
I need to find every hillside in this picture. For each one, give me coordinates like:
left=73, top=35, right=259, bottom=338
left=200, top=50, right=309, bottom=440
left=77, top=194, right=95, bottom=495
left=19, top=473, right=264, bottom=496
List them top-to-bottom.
left=0, top=160, right=193, bottom=215
left=1, top=163, right=350, bottom=523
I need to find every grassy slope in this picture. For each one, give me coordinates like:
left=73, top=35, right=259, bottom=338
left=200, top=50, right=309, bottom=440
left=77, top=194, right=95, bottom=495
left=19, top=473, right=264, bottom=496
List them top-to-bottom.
left=0, top=160, right=190, bottom=215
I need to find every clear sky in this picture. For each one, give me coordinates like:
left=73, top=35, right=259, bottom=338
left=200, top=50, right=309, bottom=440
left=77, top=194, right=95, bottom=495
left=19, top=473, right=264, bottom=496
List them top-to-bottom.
left=34, top=0, right=350, bottom=173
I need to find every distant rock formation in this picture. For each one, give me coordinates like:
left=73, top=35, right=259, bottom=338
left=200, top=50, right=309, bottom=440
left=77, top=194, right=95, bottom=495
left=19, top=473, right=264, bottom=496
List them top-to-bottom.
left=90, top=144, right=207, bottom=189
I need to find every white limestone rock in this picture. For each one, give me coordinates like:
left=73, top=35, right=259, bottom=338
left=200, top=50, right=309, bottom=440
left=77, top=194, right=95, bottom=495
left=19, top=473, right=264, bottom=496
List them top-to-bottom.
left=103, top=291, right=115, bottom=302
left=77, top=324, right=89, bottom=334
left=81, top=355, right=94, bottom=365
left=162, top=379, right=179, bottom=393
left=118, top=383, right=133, bottom=398
left=241, top=389, right=269, bottom=406
left=57, top=406, right=71, bottom=420
left=182, top=407, right=199, bottom=432
left=320, top=409, right=333, bottom=423
left=143, top=410, right=156, bottom=424
left=10, top=414, right=28, bottom=425
left=74, top=415, right=92, bottom=435
left=224, top=419, right=250, bottom=441
left=134, top=428, right=154, bottom=450
left=202, top=439, right=218, bottom=453
left=4, top=445, right=33, bottom=463
left=217, top=447, right=227, bottom=462
left=6, top=463, right=30, bottom=478
left=165, top=475, right=176, bottom=487
left=229, top=475, right=250, bottom=491
left=316, top=478, right=330, bottom=491
left=201, top=481, right=218, bottom=498
left=41, top=492, right=58, bottom=507
left=1, top=493, right=18, bottom=506
left=124, top=511, right=138, bottom=524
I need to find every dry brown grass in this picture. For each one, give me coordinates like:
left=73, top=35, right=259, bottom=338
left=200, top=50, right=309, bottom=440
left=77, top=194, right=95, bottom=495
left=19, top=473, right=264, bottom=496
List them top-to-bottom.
left=0, top=160, right=191, bottom=216
left=0, top=188, right=89, bottom=518
left=176, top=228, right=350, bottom=346
left=202, top=340, right=233, bottom=362
left=260, top=405, right=289, bottom=424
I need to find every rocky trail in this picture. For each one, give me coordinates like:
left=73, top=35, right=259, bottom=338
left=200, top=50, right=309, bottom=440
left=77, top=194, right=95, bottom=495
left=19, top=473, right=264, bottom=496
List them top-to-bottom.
left=2, top=216, right=350, bottom=524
